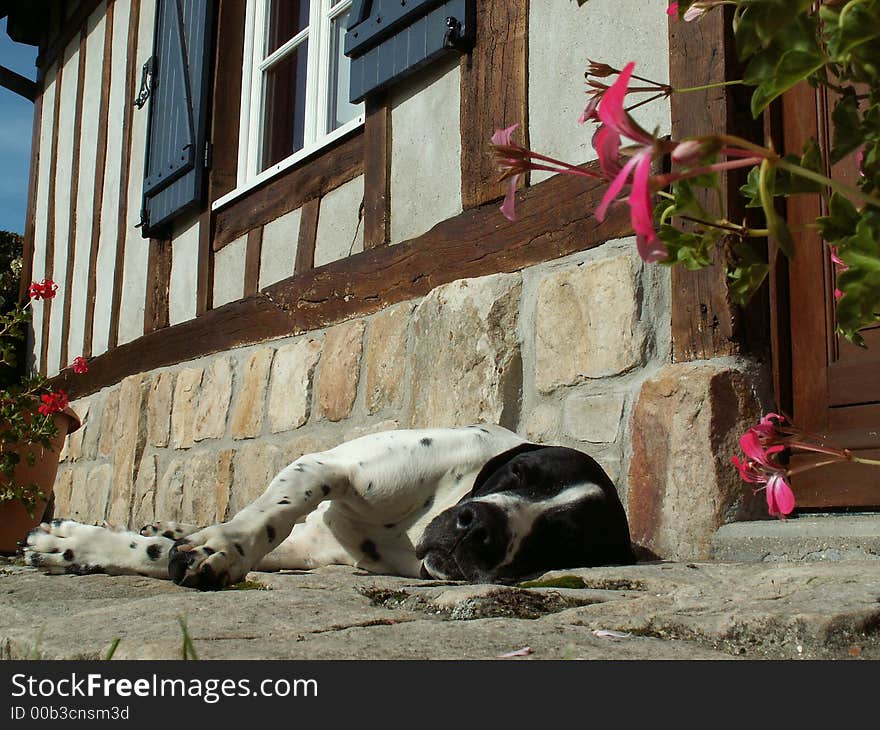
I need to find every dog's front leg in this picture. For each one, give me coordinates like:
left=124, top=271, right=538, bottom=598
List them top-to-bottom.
left=167, top=454, right=348, bottom=590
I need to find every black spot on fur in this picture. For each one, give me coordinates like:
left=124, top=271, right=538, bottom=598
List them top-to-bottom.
left=479, top=427, right=490, bottom=434
left=420, top=437, right=433, bottom=447
left=316, top=460, right=324, bottom=465
left=293, top=465, right=304, bottom=472
left=454, top=472, right=463, bottom=482
left=366, top=482, right=374, bottom=491
left=322, top=484, right=330, bottom=496
left=304, top=490, right=312, bottom=498
left=423, top=495, right=434, bottom=509
left=278, top=499, right=291, bottom=505
left=51, top=518, right=65, bottom=527
left=384, top=523, right=396, bottom=529
left=266, top=525, right=276, bottom=542
left=162, top=530, right=176, bottom=539
left=360, top=539, right=381, bottom=562
left=129, top=542, right=137, bottom=549
left=234, top=543, right=245, bottom=556
left=146, top=544, right=162, bottom=561
left=202, top=547, right=215, bottom=556
left=62, top=549, right=75, bottom=562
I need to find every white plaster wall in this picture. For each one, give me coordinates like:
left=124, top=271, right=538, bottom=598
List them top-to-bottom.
left=92, top=0, right=131, bottom=357
left=118, top=0, right=157, bottom=345
left=528, top=0, right=671, bottom=183
left=67, top=5, right=107, bottom=365
left=47, top=37, right=81, bottom=375
left=390, top=60, right=462, bottom=245
left=30, top=69, right=57, bottom=369
left=314, top=175, right=364, bottom=267
left=259, top=208, right=300, bottom=289
left=169, top=217, right=200, bottom=326
left=213, top=235, right=247, bottom=306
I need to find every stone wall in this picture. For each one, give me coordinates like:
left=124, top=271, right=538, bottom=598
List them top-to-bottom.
left=54, top=238, right=767, bottom=559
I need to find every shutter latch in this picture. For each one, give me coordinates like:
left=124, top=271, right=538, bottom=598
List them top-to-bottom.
left=443, top=16, right=465, bottom=51
left=134, top=56, right=155, bottom=109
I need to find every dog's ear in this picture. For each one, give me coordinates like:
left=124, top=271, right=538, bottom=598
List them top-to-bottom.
left=469, top=443, right=549, bottom=498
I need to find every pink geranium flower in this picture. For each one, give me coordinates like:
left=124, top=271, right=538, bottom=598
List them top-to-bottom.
left=667, top=3, right=679, bottom=16
left=592, top=62, right=668, bottom=263
left=765, top=474, right=796, bottom=518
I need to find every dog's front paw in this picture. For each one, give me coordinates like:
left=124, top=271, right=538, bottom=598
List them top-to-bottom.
left=168, top=525, right=253, bottom=590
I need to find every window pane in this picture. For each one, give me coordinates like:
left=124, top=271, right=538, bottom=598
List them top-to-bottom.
left=266, top=0, right=310, bottom=56
left=327, top=10, right=361, bottom=131
left=261, top=41, right=309, bottom=170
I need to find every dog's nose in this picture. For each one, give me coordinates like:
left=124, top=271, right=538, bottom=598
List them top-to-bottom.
left=453, top=505, right=491, bottom=545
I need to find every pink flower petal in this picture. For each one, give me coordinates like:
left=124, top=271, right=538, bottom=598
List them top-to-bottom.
left=666, top=2, right=679, bottom=17
left=597, top=63, right=654, bottom=146
left=579, top=95, right=601, bottom=125
left=491, top=124, right=519, bottom=147
left=592, top=124, right=623, bottom=179
left=629, top=152, right=667, bottom=262
left=596, top=154, right=641, bottom=222
left=499, top=174, right=520, bottom=222
left=766, top=474, right=795, bottom=518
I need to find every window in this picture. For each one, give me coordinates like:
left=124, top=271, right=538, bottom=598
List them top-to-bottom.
left=236, top=0, right=364, bottom=189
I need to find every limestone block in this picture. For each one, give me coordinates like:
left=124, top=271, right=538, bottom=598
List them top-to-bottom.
left=314, top=175, right=364, bottom=266
left=535, top=251, right=645, bottom=392
left=408, top=273, right=522, bottom=429
left=365, top=303, right=412, bottom=414
left=316, top=321, right=365, bottom=422
left=268, top=338, right=322, bottom=433
left=231, top=348, right=274, bottom=440
left=194, top=357, right=234, bottom=442
left=627, top=362, right=767, bottom=561
left=171, top=368, right=204, bottom=449
left=147, top=372, right=175, bottom=447
left=108, top=375, right=149, bottom=526
left=98, top=387, right=119, bottom=458
left=562, top=392, right=626, bottom=444
left=79, top=393, right=102, bottom=461
left=60, top=400, right=90, bottom=463
left=523, top=403, right=560, bottom=444
left=343, top=420, right=400, bottom=443
left=276, top=433, right=337, bottom=473
left=228, top=443, right=281, bottom=517
left=180, top=451, right=235, bottom=525
left=130, top=454, right=157, bottom=529
left=156, top=459, right=186, bottom=522
left=64, top=463, right=112, bottom=524
left=53, top=468, right=74, bottom=516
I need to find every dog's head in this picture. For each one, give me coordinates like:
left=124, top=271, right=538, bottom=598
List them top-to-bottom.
left=416, top=444, right=635, bottom=583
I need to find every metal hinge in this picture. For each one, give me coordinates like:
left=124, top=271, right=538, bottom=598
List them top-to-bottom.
left=443, top=16, right=465, bottom=51
left=134, top=56, right=155, bottom=109
left=137, top=206, right=149, bottom=230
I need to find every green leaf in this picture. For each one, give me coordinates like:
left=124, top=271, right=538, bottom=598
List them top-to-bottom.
left=750, top=48, right=827, bottom=117
left=831, top=91, right=863, bottom=164
left=758, top=159, right=795, bottom=256
left=817, top=192, right=860, bottom=241
left=835, top=210, right=880, bottom=343
left=657, top=225, right=714, bottom=270
left=728, top=240, right=770, bottom=305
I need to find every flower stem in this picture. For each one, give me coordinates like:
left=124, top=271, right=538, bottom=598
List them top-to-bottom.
left=674, top=79, right=745, bottom=94
left=852, top=456, right=880, bottom=467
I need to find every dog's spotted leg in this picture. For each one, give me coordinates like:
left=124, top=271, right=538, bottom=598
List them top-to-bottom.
left=168, top=453, right=350, bottom=590
left=24, top=519, right=175, bottom=578
left=140, top=521, right=202, bottom=540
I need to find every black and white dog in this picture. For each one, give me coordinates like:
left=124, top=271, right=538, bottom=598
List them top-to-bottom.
left=24, top=425, right=635, bottom=589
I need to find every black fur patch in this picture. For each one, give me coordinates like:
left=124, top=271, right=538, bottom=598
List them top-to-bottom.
left=420, top=437, right=433, bottom=447
left=321, top=484, right=330, bottom=496
left=304, top=490, right=312, bottom=498
left=423, top=495, right=434, bottom=510
left=278, top=499, right=291, bottom=505
left=266, top=525, right=276, bottom=542
left=162, top=530, right=176, bottom=539
left=360, top=539, right=381, bottom=562
left=129, top=542, right=137, bottom=549
left=234, top=543, right=245, bottom=556
left=146, top=544, right=161, bottom=561
left=202, top=547, right=215, bottom=556
left=62, top=549, right=75, bottom=562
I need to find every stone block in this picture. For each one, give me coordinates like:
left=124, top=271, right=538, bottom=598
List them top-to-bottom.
left=535, top=251, right=645, bottom=393
left=408, top=273, right=522, bottom=428
left=365, top=303, right=411, bottom=414
left=316, top=321, right=365, bottom=422
left=268, top=338, right=322, bottom=433
left=231, top=348, right=274, bottom=440
left=194, top=357, right=234, bottom=442
left=627, top=362, right=767, bottom=561
left=171, top=368, right=204, bottom=449
left=147, top=372, right=175, bottom=448
left=108, top=375, right=149, bottom=526
left=98, top=388, right=119, bottom=458
left=562, top=392, right=626, bottom=444
left=80, top=394, right=102, bottom=461
left=66, top=400, right=90, bottom=462
left=523, top=403, right=560, bottom=444
left=343, top=420, right=400, bottom=443
left=276, top=433, right=337, bottom=473
left=228, top=443, right=281, bottom=517
left=180, top=451, right=235, bottom=526
left=130, top=455, right=157, bottom=529
left=156, top=459, right=186, bottom=522
left=65, top=463, right=112, bottom=524
left=53, top=468, right=73, bottom=516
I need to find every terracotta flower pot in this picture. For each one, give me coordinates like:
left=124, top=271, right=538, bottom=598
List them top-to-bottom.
left=0, top=407, right=81, bottom=554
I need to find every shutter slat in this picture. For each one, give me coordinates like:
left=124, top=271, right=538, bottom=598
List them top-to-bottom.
left=141, top=0, right=214, bottom=235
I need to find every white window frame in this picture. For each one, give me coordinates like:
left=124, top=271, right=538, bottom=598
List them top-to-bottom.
left=213, top=0, right=364, bottom=212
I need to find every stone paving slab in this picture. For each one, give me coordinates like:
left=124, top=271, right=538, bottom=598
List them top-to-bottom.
left=1, top=559, right=878, bottom=660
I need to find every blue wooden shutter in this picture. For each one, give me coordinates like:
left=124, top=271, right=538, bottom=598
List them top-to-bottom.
left=140, top=0, right=215, bottom=236
left=345, top=0, right=475, bottom=104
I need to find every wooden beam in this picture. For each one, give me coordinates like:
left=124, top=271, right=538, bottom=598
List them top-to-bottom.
left=36, top=0, right=104, bottom=71
left=83, top=0, right=115, bottom=358
left=107, top=0, right=141, bottom=349
left=207, top=0, right=246, bottom=204
left=459, top=0, right=528, bottom=209
left=59, top=25, right=89, bottom=370
left=39, top=59, right=63, bottom=376
left=0, top=64, right=38, bottom=101
left=19, top=89, right=44, bottom=303
left=362, top=95, right=391, bottom=249
left=213, top=131, right=364, bottom=251
left=51, top=161, right=631, bottom=399
left=294, top=198, right=320, bottom=274
left=196, top=211, right=214, bottom=315
left=243, top=227, right=264, bottom=297
left=143, top=238, right=172, bottom=333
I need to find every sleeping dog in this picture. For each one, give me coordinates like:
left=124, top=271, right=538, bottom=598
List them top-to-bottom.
left=24, top=425, right=635, bottom=589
